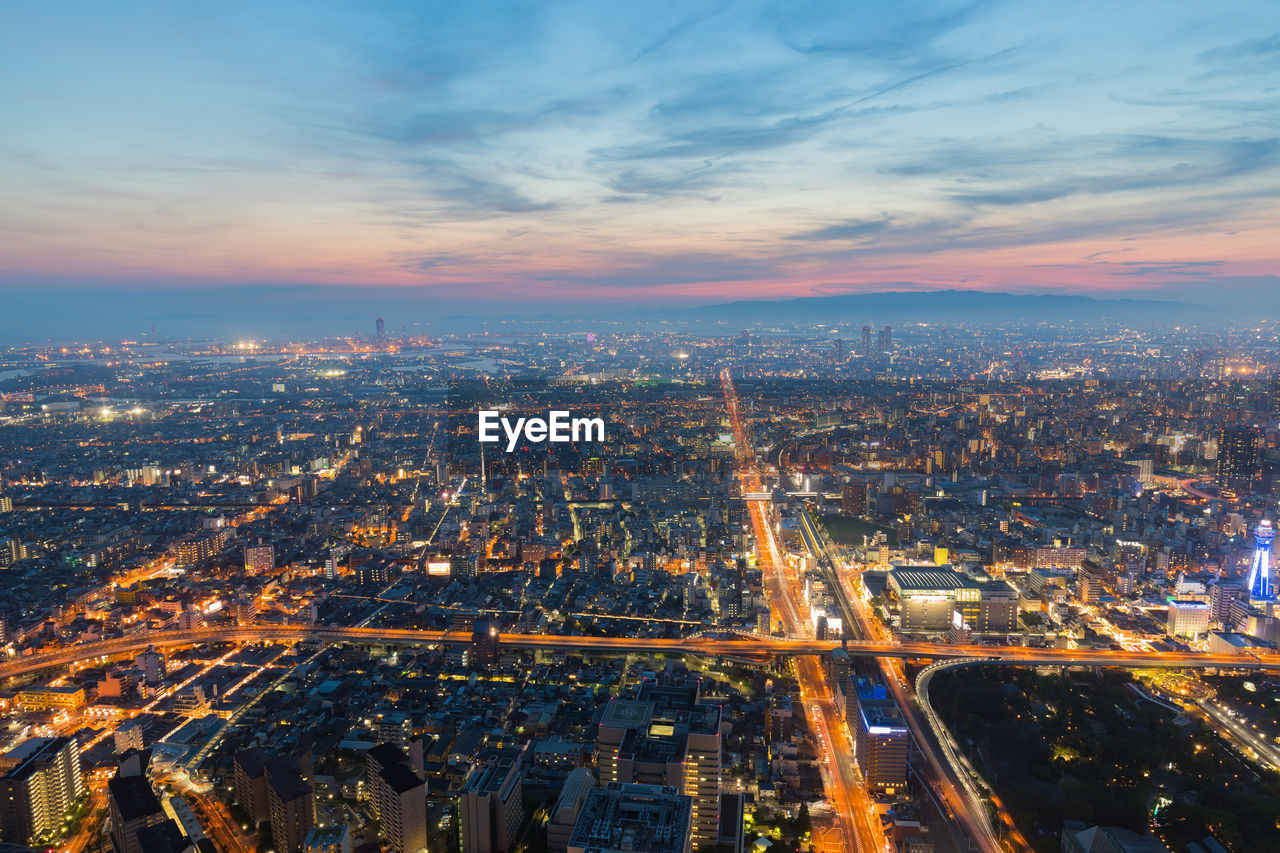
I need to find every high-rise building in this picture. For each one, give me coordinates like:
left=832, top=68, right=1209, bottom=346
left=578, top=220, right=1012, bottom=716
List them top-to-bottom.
left=376, top=317, right=386, bottom=344
left=861, top=325, right=872, bottom=359
left=877, top=325, right=893, bottom=356
left=832, top=339, right=844, bottom=364
left=1217, top=426, right=1260, bottom=494
left=1248, top=520, right=1274, bottom=601
left=244, top=542, right=275, bottom=574
left=1078, top=562, right=1104, bottom=606
left=471, top=620, right=501, bottom=668
left=594, top=676, right=721, bottom=851
left=850, top=677, right=908, bottom=796
left=0, top=737, right=84, bottom=845
left=367, top=744, right=427, bottom=853
left=459, top=748, right=523, bottom=853
left=107, top=752, right=169, bottom=853
left=268, top=765, right=314, bottom=853
left=547, top=768, right=596, bottom=853
left=565, top=783, right=692, bottom=853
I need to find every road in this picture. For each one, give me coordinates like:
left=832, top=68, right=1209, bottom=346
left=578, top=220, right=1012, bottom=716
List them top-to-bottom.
left=722, top=368, right=886, bottom=853
left=797, top=506, right=1018, bottom=853
left=3, top=625, right=1278, bottom=685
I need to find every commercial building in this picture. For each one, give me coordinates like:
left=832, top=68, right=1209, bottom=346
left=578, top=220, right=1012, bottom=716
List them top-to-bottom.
left=886, top=567, right=1018, bottom=633
left=1167, top=599, right=1211, bottom=638
left=849, top=677, right=908, bottom=796
left=16, top=684, right=87, bottom=711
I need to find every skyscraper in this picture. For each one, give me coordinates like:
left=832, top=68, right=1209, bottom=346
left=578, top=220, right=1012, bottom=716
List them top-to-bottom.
left=376, top=317, right=386, bottom=344
left=861, top=325, right=872, bottom=359
left=878, top=325, right=893, bottom=355
left=1217, top=426, right=1260, bottom=494
left=1248, top=519, right=1274, bottom=601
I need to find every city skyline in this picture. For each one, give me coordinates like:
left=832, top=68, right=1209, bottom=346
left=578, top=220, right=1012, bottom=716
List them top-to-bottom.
left=4, top=1, right=1280, bottom=340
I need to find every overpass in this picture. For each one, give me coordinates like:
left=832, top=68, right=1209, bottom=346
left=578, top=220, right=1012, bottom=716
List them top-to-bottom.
left=4, top=624, right=1279, bottom=682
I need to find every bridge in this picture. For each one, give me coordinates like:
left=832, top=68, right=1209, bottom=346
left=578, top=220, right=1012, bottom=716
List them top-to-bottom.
left=4, top=624, right=1279, bottom=682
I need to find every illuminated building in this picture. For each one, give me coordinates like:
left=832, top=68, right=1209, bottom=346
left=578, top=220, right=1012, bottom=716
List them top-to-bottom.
left=1217, top=426, right=1259, bottom=494
left=1248, top=519, right=1274, bottom=600
left=244, top=542, right=275, bottom=574
left=887, top=567, right=1018, bottom=632
left=1166, top=599, right=1210, bottom=638
left=850, top=676, right=908, bottom=796
left=16, top=684, right=86, bottom=711
left=0, top=737, right=83, bottom=845
left=367, top=743, right=427, bottom=853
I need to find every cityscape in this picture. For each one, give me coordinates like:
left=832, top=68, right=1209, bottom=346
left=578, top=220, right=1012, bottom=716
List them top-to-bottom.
left=5, top=3, right=1280, bottom=853
left=2, top=325, right=1280, bottom=853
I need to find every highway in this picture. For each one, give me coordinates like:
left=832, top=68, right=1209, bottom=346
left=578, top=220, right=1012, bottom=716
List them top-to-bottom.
left=796, top=507, right=1013, bottom=852
left=3, top=624, right=1279, bottom=685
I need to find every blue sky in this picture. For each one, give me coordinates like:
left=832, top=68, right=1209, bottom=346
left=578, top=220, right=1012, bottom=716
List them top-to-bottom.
left=2, top=1, right=1280, bottom=337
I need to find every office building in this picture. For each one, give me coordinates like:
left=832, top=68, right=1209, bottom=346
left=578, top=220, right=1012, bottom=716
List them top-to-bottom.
left=850, top=677, right=908, bottom=796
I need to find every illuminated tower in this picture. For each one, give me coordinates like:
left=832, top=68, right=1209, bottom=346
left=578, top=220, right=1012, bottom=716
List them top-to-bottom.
left=1248, top=519, right=1274, bottom=600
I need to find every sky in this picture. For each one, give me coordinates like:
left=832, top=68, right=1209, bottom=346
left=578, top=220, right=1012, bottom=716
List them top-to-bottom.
left=3, top=1, right=1280, bottom=338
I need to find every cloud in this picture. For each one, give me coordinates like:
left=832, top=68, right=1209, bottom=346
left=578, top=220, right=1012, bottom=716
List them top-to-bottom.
left=787, top=215, right=895, bottom=241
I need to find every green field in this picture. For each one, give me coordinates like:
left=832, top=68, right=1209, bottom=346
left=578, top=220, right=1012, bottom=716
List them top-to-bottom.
left=819, top=514, right=897, bottom=547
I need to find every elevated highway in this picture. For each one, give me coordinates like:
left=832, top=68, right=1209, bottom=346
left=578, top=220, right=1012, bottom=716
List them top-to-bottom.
left=4, top=625, right=1278, bottom=683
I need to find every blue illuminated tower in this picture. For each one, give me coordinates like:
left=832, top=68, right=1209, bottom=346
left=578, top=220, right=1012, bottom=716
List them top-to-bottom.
left=1248, top=519, right=1274, bottom=600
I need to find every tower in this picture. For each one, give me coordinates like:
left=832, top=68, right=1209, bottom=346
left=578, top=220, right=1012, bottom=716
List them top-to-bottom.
left=375, top=317, right=385, bottom=345
left=861, top=325, right=872, bottom=359
left=1248, top=519, right=1274, bottom=600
